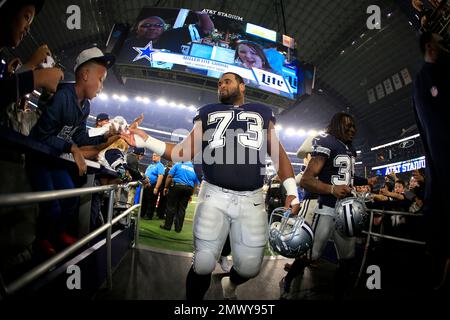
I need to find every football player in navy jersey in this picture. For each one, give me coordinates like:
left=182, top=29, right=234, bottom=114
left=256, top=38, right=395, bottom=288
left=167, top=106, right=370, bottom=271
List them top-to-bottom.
left=121, top=72, right=300, bottom=300
left=300, top=112, right=369, bottom=298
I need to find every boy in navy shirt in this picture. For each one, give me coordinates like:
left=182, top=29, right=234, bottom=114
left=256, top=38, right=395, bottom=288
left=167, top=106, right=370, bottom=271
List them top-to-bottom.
left=28, top=47, right=116, bottom=255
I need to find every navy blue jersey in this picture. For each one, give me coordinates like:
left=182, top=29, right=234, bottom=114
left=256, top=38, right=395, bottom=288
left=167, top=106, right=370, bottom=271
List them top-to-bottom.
left=30, top=83, right=106, bottom=153
left=193, top=103, right=275, bottom=191
left=311, top=133, right=356, bottom=207
left=303, top=190, right=318, bottom=200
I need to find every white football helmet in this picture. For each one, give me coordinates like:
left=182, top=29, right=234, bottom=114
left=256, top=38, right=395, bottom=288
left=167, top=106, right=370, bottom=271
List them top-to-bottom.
left=335, top=196, right=368, bottom=237
left=268, top=207, right=314, bottom=258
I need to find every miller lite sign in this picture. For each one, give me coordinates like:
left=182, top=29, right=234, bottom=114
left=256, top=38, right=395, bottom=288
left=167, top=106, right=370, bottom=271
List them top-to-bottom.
left=252, top=68, right=293, bottom=95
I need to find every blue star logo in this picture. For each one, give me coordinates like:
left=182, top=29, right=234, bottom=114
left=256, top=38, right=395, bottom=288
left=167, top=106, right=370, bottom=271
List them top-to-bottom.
left=132, top=41, right=157, bottom=63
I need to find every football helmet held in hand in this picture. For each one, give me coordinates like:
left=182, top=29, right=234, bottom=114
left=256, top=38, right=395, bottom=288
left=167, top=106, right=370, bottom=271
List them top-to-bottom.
left=335, top=196, right=368, bottom=237
left=268, top=207, right=314, bottom=258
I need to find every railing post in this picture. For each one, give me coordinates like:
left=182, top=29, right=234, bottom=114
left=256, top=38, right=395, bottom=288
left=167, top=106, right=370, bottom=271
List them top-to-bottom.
left=134, top=183, right=144, bottom=248
left=106, top=189, right=115, bottom=290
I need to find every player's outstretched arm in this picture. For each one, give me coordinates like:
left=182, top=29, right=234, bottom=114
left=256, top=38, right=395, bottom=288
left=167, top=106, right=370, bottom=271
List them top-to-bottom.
left=121, top=121, right=202, bottom=162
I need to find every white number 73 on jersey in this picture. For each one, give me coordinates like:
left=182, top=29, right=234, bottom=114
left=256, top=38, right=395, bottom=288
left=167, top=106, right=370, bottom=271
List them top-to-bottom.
left=207, top=111, right=264, bottom=150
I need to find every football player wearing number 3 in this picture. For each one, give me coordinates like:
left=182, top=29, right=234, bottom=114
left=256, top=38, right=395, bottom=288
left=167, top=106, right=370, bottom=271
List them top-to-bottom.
left=121, top=72, right=300, bottom=300
left=300, top=112, right=371, bottom=299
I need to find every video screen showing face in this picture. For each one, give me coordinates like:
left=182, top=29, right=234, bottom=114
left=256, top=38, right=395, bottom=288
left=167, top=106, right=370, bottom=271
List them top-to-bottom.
left=117, top=7, right=300, bottom=99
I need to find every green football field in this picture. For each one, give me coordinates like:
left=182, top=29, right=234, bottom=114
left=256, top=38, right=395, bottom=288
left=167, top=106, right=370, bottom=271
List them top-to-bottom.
left=138, top=197, right=275, bottom=256
left=138, top=199, right=196, bottom=252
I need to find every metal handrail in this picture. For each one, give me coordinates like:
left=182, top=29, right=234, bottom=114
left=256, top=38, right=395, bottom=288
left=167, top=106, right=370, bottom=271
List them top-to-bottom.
left=0, top=181, right=142, bottom=297
left=0, top=181, right=139, bottom=208
left=0, top=185, right=117, bottom=208
left=5, top=204, right=140, bottom=295
left=355, top=208, right=426, bottom=287
left=368, top=208, right=424, bottom=217
left=361, top=231, right=426, bottom=245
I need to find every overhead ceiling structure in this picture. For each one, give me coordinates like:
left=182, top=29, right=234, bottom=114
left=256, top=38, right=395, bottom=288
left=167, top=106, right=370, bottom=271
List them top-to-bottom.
left=7, top=0, right=425, bottom=151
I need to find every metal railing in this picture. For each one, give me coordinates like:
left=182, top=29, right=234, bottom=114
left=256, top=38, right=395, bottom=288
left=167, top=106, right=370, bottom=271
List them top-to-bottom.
left=0, top=181, right=144, bottom=297
left=355, top=208, right=426, bottom=287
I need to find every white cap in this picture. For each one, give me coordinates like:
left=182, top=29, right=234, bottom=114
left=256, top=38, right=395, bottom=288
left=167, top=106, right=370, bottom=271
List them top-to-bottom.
left=74, top=47, right=115, bottom=72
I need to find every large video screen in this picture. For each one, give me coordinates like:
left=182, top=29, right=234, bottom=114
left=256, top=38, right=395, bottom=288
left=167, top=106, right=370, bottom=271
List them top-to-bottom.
left=117, top=7, right=300, bottom=99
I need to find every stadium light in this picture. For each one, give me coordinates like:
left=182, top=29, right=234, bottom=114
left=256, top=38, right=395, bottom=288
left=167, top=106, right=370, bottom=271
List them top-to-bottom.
left=157, top=98, right=168, bottom=106
left=286, top=128, right=296, bottom=136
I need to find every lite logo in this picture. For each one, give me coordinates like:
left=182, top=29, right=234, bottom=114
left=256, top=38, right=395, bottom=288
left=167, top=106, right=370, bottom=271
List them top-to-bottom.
left=66, top=5, right=81, bottom=30
left=253, top=69, right=291, bottom=94
left=261, top=73, right=284, bottom=88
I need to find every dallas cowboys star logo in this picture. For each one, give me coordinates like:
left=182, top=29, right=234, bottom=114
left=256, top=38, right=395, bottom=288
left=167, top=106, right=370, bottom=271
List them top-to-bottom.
left=132, top=41, right=157, bottom=63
